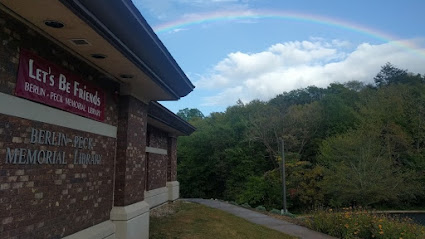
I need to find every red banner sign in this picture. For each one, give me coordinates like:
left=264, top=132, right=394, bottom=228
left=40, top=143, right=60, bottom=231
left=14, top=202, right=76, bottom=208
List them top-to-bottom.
left=15, top=49, right=105, bottom=121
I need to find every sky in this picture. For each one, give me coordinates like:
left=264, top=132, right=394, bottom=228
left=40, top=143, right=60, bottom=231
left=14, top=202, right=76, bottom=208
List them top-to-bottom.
left=132, top=0, right=425, bottom=116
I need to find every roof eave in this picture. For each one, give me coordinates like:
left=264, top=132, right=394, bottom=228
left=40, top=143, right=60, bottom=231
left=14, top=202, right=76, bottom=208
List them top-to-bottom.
left=60, top=0, right=194, bottom=100
left=148, top=101, right=196, bottom=136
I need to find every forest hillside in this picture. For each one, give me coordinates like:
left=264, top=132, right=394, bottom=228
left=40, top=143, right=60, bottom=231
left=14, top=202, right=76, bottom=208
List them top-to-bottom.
left=177, top=63, right=425, bottom=211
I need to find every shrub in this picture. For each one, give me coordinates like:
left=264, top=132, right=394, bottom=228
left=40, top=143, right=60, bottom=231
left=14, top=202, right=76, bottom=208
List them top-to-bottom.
left=241, top=203, right=251, bottom=208
left=256, top=205, right=266, bottom=211
left=270, top=209, right=281, bottom=215
left=305, top=209, right=425, bottom=239
left=282, top=212, right=296, bottom=218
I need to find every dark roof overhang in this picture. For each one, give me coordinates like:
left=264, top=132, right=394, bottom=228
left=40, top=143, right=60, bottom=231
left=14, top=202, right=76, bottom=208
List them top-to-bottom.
left=60, top=0, right=195, bottom=100
left=148, top=102, right=196, bottom=136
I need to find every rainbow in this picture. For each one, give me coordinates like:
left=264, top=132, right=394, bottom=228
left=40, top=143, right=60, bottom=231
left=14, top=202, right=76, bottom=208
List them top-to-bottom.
left=153, top=10, right=424, bottom=57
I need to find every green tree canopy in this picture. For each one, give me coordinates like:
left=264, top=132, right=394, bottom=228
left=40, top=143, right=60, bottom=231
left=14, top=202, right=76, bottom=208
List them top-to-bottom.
left=374, top=62, right=408, bottom=87
left=177, top=63, right=425, bottom=211
left=177, top=108, right=205, bottom=121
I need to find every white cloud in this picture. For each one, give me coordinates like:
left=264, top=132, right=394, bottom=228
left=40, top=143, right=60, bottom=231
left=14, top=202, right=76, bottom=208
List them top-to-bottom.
left=195, top=39, right=425, bottom=106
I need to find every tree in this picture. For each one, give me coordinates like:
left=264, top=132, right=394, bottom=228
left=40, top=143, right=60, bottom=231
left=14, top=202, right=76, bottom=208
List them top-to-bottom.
left=374, top=62, right=408, bottom=87
left=176, top=63, right=425, bottom=210
left=344, top=80, right=366, bottom=92
left=318, top=83, right=360, bottom=139
left=269, top=86, right=325, bottom=111
left=282, top=102, right=323, bottom=160
left=177, top=103, right=272, bottom=200
left=247, top=103, right=283, bottom=167
left=177, top=108, right=204, bottom=121
left=319, top=127, right=422, bottom=207
left=285, top=161, right=325, bottom=209
left=238, top=170, right=283, bottom=209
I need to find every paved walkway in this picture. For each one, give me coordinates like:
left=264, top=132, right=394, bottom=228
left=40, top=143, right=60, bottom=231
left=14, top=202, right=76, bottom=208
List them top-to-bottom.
left=185, top=198, right=336, bottom=239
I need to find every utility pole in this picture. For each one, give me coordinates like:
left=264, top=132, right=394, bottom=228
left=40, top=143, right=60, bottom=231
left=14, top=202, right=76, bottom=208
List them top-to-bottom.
left=281, top=138, right=287, bottom=214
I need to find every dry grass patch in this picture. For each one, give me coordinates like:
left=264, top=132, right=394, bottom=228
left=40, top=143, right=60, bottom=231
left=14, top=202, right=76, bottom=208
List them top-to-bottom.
left=150, top=200, right=297, bottom=239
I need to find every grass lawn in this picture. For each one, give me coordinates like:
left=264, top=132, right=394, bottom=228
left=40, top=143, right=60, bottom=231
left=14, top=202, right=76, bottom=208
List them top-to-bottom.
left=149, top=201, right=297, bottom=239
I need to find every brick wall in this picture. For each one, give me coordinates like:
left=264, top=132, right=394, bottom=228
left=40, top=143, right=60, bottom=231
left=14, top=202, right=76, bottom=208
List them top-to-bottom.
left=0, top=9, right=118, bottom=239
left=114, top=96, right=148, bottom=206
left=0, top=116, right=116, bottom=239
left=147, top=125, right=168, bottom=149
left=146, top=126, right=169, bottom=191
left=167, top=137, right=177, bottom=182
left=146, top=153, right=167, bottom=191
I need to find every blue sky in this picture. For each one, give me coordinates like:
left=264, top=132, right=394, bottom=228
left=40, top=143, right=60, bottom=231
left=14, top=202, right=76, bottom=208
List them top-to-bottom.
left=133, top=0, right=425, bottom=116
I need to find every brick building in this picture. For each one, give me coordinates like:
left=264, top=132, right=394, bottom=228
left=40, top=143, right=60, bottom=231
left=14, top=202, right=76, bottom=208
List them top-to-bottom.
left=0, top=1, right=195, bottom=238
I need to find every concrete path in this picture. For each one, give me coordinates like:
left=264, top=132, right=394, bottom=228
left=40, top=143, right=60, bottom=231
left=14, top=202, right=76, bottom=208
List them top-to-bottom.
left=185, top=198, right=336, bottom=239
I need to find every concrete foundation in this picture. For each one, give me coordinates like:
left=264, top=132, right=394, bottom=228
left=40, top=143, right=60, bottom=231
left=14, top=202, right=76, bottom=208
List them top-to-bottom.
left=167, top=181, right=180, bottom=201
left=144, top=187, right=168, bottom=208
left=110, top=201, right=150, bottom=239
left=63, top=221, right=116, bottom=239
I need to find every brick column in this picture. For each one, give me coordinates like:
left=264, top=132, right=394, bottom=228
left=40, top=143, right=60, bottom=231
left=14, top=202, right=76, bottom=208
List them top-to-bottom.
left=111, top=95, right=149, bottom=239
left=114, top=95, right=147, bottom=205
left=166, top=136, right=179, bottom=201
left=167, top=136, right=177, bottom=182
